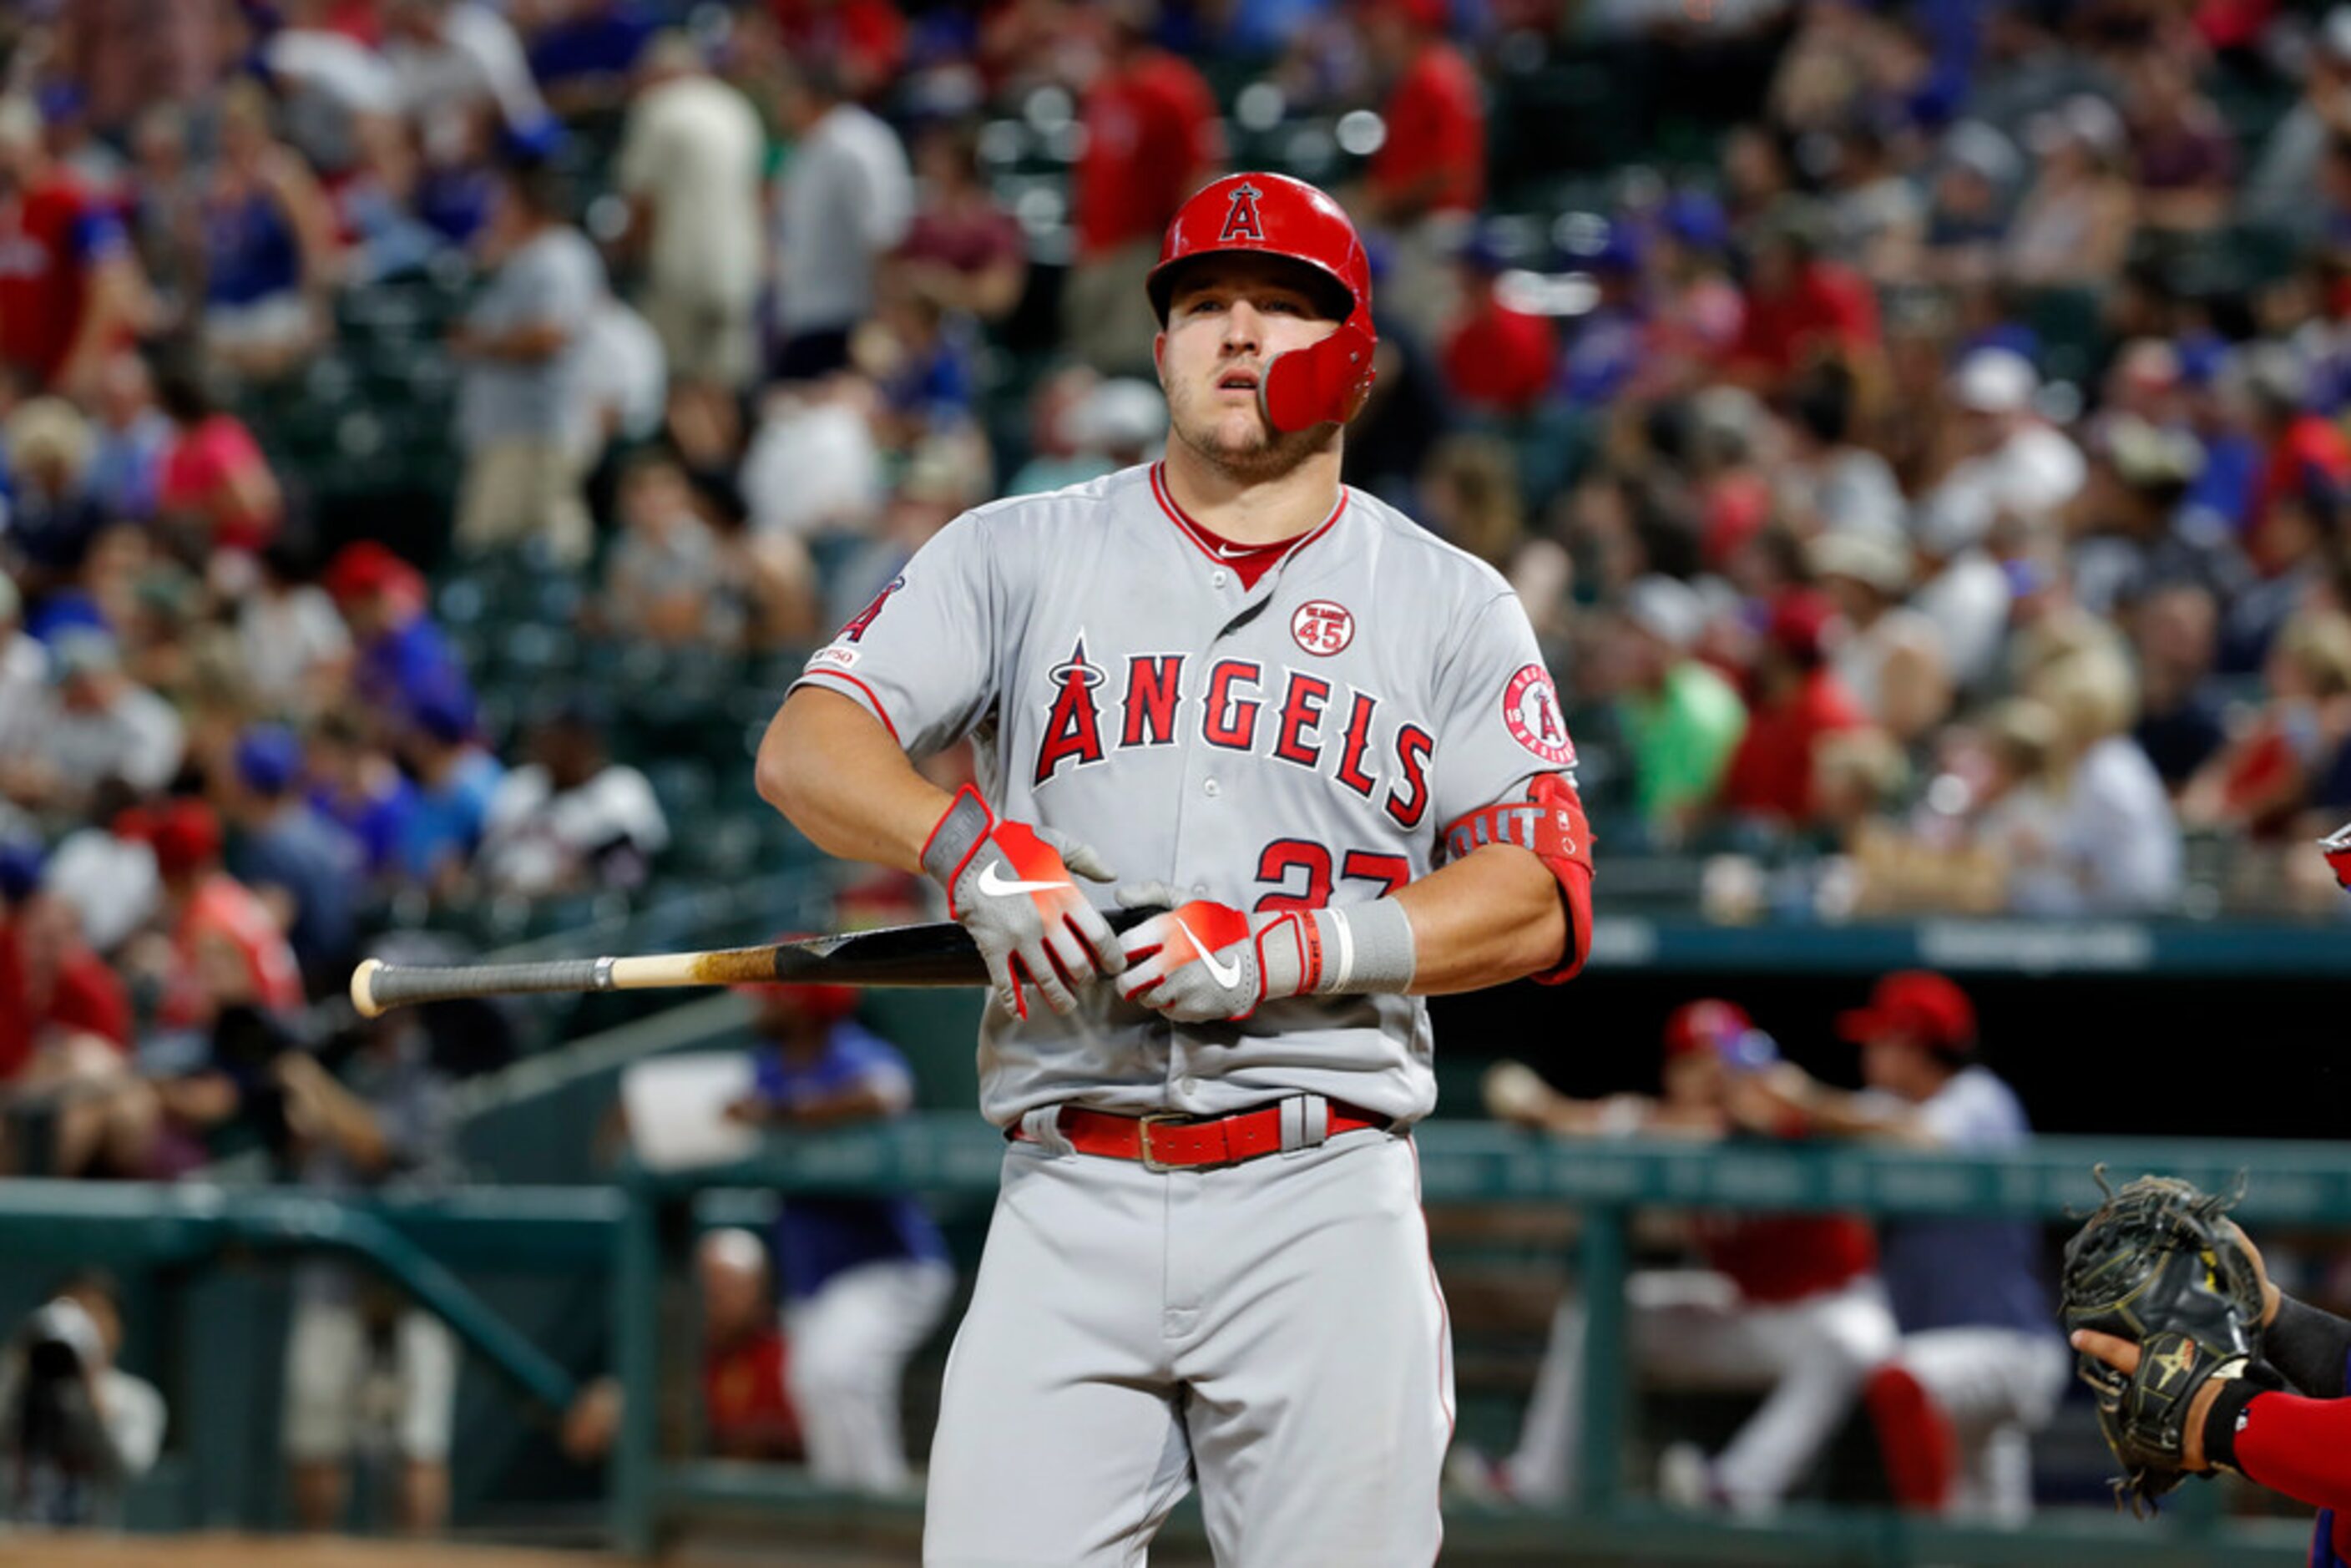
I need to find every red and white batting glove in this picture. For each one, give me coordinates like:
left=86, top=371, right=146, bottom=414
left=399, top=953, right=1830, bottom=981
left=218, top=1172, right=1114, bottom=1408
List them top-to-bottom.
left=923, top=785, right=1125, bottom=1019
left=2324, top=822, right=2351, bottom=890
left=1112, top=883, right=1320, bottom=1024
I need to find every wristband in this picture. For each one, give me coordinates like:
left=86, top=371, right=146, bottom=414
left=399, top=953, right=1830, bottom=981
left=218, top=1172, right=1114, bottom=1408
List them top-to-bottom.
left=1303, top=899, right=1415, bottom=995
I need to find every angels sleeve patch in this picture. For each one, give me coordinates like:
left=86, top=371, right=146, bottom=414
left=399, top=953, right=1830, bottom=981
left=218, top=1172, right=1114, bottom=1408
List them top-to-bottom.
left=1502, top=663, right=1576, bottom=766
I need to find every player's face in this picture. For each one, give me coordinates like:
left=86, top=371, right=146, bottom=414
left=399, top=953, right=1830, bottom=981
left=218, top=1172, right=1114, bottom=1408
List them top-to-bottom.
left=1156, top=256, right=1341, bottom=479
left=1661, top=1049, right=1723, bottom=1109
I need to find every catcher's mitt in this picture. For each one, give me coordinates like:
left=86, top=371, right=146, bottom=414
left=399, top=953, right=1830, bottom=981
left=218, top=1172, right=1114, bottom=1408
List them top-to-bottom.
left=2059, top=1169, right=2266, bottom=1513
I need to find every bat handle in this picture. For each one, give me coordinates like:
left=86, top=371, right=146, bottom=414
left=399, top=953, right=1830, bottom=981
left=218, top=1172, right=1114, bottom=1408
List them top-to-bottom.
left=351, top=955, right=613, bottom=1018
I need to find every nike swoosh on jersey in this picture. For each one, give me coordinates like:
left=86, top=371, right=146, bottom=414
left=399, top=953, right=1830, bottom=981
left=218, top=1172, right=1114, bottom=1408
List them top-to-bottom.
left=978, top=863, right=1070, bottom=898
left=1175, top=917, right=1244, bottom=989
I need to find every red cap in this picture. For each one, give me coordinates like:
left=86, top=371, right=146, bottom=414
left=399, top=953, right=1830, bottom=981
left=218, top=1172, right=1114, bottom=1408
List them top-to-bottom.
left=323, top=540, right=423, bottom=605
left=1768, top=588, right=1839, bottom=665
left=124, top=797, right=222, bottom=879
left=1838, top=971, right=1976, bottom=1055
left=1663, top=999, right=1751, bottom=1058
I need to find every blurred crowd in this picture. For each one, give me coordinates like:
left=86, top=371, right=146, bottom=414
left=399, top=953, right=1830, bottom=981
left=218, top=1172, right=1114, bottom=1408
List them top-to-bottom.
left=9, top=0, right=2351, bottom=1171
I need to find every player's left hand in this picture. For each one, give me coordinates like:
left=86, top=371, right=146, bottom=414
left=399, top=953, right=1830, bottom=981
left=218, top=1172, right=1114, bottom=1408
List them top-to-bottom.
left=1113, top=883, right=1312, bottom=1024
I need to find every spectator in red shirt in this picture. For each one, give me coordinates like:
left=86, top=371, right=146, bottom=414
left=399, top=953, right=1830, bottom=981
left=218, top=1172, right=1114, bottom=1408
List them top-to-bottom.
left=767, top=0, right=908, bottom=104
left=1358, top=0, right=1484, bottom=345
left=1061, top=2, right=1223, bottom=375
left=0, top=97, right=145, bottom=402
left=893, top=120, right=1029, bottom=326
left=1726, top=205, right=1881, bottom=395
left=1439, top=236, right=1555, bottom=416
left=2243, top=345, right=2351, bottom=576
left=154, top=367, right=286, bottom=562
left=1720, top=589, right=1868, bottom=826
left=129, top=798, right=306, bottom=1034
left=0, top=873, right=144, bottom=1178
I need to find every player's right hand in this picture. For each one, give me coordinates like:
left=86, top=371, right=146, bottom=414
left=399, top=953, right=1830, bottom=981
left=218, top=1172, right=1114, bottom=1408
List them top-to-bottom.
left=921, top=785, right=1125, bottom=1019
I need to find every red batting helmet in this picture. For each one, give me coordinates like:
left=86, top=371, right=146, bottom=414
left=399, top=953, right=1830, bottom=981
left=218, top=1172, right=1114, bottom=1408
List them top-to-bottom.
left=1146, top=172, right=1378, bottom=433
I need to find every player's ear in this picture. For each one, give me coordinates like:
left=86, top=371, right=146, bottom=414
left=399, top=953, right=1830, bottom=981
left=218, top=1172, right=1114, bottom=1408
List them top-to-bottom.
left=1152, top=331, right=1167, bottom=382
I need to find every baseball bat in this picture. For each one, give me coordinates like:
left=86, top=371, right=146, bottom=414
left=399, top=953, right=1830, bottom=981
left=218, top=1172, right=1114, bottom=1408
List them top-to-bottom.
left=348, top=905, right=1161, bottom=1019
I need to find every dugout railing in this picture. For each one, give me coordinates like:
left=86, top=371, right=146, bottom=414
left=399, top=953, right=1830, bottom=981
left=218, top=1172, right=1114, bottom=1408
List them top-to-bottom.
left=614, top=1122, right=2347, bottom=1565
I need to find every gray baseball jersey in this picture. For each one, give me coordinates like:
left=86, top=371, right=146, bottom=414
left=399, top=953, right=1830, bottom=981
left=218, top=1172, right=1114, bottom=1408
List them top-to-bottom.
left=791, top=460, right=1575, bottom=1128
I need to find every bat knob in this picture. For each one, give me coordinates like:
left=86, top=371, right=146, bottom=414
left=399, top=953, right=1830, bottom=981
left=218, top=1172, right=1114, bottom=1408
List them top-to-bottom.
left=351, top=958, right=385, bottom=1019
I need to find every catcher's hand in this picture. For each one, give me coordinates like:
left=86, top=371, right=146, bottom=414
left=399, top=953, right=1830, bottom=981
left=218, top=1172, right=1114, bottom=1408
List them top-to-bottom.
left=922, top=786, right=1124, bottom=1019
left=2059, top=1170, right=2268, bottom=1513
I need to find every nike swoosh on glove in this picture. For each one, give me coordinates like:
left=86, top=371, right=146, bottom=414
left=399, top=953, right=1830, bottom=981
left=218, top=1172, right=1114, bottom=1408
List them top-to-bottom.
left=923, top=785, right=1124, bottom=1018
left=1113, top=883, right=1316, bottom=1024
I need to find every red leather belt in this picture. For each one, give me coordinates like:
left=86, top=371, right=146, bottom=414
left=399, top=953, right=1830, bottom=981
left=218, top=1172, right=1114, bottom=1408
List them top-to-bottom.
left=1013, top=1099, right=1388, bottom=1171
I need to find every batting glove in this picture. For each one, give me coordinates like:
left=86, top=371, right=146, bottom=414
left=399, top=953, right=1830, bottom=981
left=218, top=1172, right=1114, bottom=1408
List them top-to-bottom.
left=923, top=785, right=1125, bottom=1019
left=1111, top=883, right=1319, bottom=1024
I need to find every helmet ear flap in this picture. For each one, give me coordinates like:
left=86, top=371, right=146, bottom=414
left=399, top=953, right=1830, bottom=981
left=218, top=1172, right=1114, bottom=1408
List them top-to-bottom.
left=1259, top=314, right=1378, bottom=433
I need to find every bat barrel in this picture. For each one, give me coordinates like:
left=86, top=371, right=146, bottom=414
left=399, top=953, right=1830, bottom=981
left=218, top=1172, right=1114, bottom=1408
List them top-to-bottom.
left=352, top=955, right=614, bottom=1017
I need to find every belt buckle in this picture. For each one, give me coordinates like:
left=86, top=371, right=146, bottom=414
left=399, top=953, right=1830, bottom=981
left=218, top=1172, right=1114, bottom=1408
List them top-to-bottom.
left=1136, top=1111, right=1201, bottom=1173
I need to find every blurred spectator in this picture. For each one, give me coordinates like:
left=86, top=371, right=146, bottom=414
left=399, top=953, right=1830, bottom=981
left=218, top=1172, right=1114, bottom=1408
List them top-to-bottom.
left=58, top=0, right=234, bottom=131
left=262, top=0, right=407, bottom=180
left=384, top=0, right=553, bottom=171
left=526, top=0, right=659, bottom=114
left=767, top=0, right=910, bottom=104
left=1357, top=0, right=1484, bottom=346
left=1060, top=1, right=1221, bottom=377
left=2242, top=8, right=2351, bottom=239
left=614, top=32, right=766, bottom=393
left=2124, top=54, right=2235, bottom=234
left=771, top=57, right=914, bottom=382
left=197, top=81, right=341, bottom=382
left=2005, top=95, right=2137, bottom=286
left=0, top=97, right=144, bottom=403
left=124, top=107, right=205, bottom=332
left=894, top=120, right=1028, bottom=326
left=1912, top=123, right=2020, bottom=289
left=1822, top=124, right=1925, bottom=284
left=451, top=159, right=604, bottom=567
left=1636, top=193, right=1745, bottom=401
left=1726, top=205, right=1881, bottom=393
left=1558, top=226, right=1647, bottom=412
left=1441, top=240, right=1555, bottom=417
left=862, top=281, right=979, bottom=440
left=577, top=293, right=670, bottom=461
left=84, top=352, right=171, bottom=524
left=1777, top=360, right=1904, bottom=542
left=154, top=367, right=286, bottom=563
left=1006, top=371, right=1163, bottom=494
left=741, top=376, right=886, bottom=539
left=3, top=397, right=108, bottom=595
left=826, top=432, right=989, bottom=630
left=1418, top=435, right=1524, bottom=570
left=601, top=450, right=734, bottom=646
left=1813, top=531, right=1952, bottom=745
left=325, top=542, right=472, bottom=724
left=235, top=544, right=353, bottom=721
left=0, top=575, right=41, bottom=763
left=1613, top=575, right=1748, bottom=843
left=2130, top=581, right=2229, bottom=790
left=1720, top=589, right=1867, bottom=827
left=2181, top=609, right=2351, bottom=837
left=0, top=631, right=184, bottom=819
left=2008, top=650, right=2182, bottom=913
left=393, top=689, right=503, bottom=892
left=476, top=705, right=668, bottom=898
left=308, top=711, right=423, bottom=884
left=223, top=725, right=364, bottom=995
left=38, top=783, right=161, bottom=959
left=134, top=797, right=306, bottom=1033
left=0, top=883, right=130, bottom=1092
left=1730, top=974, right=2067, bottom=1522
left=728, top=980, right=953, bottom=1494
left=279, top=994, right=458, bottom=1535
left=1465, top=1002, right=1893, bottom=1512
left=563, top=1228, right=803, bottom=1466
left=0, top=1272, right=167, bottom=1528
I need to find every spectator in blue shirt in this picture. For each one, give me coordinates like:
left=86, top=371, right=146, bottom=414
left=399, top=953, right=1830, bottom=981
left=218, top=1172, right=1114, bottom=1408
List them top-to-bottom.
left=323, top=540, right=473, bottom=727
left=393, top=688, right=503, bottom=892
left=224, top=723, right=364, bottom=996
left=728, top=979, right=954, bottom=1495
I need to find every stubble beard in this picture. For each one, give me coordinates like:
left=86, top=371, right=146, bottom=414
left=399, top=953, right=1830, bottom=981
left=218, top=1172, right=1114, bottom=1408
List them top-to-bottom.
left=1168, top=384, right=1333, bottom=483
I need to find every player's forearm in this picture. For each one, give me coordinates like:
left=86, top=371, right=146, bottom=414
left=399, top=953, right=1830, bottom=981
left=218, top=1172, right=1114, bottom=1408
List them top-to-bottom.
left=756, top=686, right=953, bottom=875
left=1392, top=846, right=1567, bottom=994
left=2263, top=1293, right=2351, bottom=1399
left=2203, top=1383, right=2351, bottom=1509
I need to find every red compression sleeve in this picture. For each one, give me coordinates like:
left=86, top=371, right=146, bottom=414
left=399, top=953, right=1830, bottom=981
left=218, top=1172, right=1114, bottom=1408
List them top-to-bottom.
left=2220, top=1389, right=2351, bottom=1511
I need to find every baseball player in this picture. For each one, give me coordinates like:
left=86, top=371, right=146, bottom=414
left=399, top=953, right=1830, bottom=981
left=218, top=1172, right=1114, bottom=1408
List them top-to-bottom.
left=757, top=170, right=1595, bottom=1565
left=1724, top=971, right=2068, bottom=1521
left=1470, top=1001, right=1895, bottom=1513
left=2072, top=1216, right=2351, bottom=1564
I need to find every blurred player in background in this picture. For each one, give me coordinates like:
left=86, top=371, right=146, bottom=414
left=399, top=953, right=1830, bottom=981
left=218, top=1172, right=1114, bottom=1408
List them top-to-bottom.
left=1726, top=971, right=2066, bottom=1521
left=726, top=979, right=953, bottom=1495
left=1470, top=1000, right=1895, bottom=1513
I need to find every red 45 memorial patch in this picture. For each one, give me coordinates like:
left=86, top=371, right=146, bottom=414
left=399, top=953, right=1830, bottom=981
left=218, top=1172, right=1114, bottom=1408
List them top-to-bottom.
left=1503, top=663, right=1575, bottom=766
